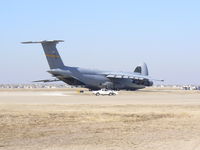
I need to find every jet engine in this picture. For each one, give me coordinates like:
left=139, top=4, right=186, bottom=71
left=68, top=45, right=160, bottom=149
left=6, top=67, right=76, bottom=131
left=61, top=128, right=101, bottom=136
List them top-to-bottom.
left=132, top=79, right=153, bottom=86
left=101, top=81, right=113, bottom=89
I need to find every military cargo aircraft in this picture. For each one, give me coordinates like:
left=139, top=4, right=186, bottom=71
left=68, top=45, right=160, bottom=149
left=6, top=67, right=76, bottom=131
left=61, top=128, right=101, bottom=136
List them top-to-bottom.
left=22, top=40, right=162, bottom=90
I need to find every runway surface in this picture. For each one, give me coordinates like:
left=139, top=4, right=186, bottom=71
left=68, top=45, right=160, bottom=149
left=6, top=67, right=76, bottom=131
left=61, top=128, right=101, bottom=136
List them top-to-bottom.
left=0, top=88, right=200, bottom=150
left=0, top=88, right=200, bottom=105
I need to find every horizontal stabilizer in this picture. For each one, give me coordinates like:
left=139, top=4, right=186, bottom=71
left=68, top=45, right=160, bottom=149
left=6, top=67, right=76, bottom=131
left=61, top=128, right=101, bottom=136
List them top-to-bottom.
left=21, top=40, right=64, bottom=44
left=22, top=40, right=65, bottom=69
left=33, top=79, right=60, bottom=83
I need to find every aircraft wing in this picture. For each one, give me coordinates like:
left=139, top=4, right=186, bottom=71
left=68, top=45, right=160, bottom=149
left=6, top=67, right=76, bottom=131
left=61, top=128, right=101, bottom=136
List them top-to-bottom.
left=106, top=74, right=164, bottom=82
left=106, top=74, right=147, bottom=80
left=33, top=79, right=60, bottom=83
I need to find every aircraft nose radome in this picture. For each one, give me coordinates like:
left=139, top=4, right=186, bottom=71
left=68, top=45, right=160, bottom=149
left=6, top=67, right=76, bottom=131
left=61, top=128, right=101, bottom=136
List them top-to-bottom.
left=134, top=62, right=149, bottom=76
left=140, top=62, right=147, bottom=67
left=141, top=62, right=149, bottom=76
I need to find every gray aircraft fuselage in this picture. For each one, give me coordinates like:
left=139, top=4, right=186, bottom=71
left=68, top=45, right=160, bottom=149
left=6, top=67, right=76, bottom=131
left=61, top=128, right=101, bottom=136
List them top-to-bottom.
left=22, top=40, right=154, bottom=90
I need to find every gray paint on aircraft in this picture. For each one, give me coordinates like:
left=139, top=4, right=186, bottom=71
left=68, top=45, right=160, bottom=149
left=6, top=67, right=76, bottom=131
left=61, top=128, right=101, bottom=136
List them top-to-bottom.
left=22, top=40, right=159, bottom=90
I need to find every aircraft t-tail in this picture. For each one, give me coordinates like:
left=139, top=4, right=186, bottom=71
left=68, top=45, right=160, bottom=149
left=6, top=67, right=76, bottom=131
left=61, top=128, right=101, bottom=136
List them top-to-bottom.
left=22, top=40, right=163, bottom=90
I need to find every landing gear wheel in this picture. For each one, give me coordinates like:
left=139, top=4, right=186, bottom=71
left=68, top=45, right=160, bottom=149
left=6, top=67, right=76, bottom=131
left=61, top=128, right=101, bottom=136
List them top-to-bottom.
left=96, top=93, right=100, bottom=96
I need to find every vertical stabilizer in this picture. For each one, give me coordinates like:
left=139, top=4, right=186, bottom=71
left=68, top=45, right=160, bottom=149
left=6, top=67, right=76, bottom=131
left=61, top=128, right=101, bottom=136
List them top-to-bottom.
left=22, top=40, right=65, bottom=69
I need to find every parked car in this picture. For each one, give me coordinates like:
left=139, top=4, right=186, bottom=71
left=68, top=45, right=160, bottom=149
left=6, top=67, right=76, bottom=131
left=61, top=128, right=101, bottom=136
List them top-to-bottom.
left=92, top=89, right=118, bottom=96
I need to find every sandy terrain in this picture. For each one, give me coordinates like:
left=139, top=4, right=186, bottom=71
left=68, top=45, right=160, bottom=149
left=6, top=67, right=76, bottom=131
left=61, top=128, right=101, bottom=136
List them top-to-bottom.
left=0, top=88, right=200, bottom=150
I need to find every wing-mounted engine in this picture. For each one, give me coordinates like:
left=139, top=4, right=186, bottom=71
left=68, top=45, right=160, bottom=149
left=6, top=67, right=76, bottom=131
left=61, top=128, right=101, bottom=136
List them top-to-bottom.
left=132, top=78, right=153, bottom=86
left=100, top=81, right=113, bottom=89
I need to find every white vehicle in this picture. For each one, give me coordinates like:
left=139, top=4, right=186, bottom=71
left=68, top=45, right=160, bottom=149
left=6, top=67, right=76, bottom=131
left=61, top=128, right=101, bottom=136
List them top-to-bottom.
left=92, top=89, right=118, bottom=96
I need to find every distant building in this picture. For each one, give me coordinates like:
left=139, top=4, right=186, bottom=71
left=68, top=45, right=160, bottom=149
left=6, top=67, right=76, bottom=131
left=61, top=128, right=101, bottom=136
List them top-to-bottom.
left=181, top=85, right=200, bottom=91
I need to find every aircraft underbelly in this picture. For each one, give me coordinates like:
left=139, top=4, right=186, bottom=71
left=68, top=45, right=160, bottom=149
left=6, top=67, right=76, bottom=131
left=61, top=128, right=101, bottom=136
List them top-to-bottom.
left=49, top=69, right=147, bottom=90
left=80, top=74, right=109, bottom=87
left=111, top=78, right=145, bottom=90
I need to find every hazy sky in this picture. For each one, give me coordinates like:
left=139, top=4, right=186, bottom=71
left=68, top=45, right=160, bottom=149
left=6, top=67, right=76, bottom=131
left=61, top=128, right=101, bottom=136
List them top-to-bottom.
left=1, top=0, right=200, bottom=85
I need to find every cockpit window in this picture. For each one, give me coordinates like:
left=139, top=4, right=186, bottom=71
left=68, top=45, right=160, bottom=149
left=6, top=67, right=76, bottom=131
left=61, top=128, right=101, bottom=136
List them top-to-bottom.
left=134, top=66, right=141, bottom=73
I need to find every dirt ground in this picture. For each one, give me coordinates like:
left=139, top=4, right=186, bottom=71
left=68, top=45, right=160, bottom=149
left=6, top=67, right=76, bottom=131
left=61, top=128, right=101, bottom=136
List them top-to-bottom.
left=0, top=88, right=200, bottom=150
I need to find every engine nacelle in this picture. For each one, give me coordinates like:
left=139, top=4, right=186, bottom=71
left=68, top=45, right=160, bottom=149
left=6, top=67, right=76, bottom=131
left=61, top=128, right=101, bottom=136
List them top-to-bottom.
left=132, top=79, right=153, bottom=86
left=144, top=80, right=153, bottom=86
left=100, top=81, right=113, bottom=89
